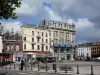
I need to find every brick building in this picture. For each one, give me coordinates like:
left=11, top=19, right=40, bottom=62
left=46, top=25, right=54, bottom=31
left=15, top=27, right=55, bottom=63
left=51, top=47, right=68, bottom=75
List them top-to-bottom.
left=76, top=42, right=100, bottom=60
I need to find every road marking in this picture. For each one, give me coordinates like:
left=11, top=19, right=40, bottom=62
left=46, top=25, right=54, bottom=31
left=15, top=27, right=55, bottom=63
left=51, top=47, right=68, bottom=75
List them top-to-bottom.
left=19, top=73, right=28, bottom=74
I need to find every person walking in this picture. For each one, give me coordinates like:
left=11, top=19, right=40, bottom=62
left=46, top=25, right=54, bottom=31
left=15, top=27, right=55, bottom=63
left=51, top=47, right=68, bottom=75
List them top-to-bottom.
left=20, top=59, right=24, bottom=70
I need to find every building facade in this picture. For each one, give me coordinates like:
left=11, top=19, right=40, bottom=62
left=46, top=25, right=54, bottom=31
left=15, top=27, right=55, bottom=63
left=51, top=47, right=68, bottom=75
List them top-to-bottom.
left=40, top=20, right=76, bottom=60
left=0, top=24, right=3, bottom=53
left=21, top=24, right=51, bottom=56
left=2, top=29, right=23, bottom=62
left=76, top=42, right=100, bottom=60
left=91, top=42, right=100, bottom=57
left=76, top=44, right=91, bottom=59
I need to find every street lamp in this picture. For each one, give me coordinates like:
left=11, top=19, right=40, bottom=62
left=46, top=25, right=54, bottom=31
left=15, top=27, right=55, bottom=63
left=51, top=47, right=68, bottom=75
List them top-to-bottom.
left=71, top=40, right=74, bottom=60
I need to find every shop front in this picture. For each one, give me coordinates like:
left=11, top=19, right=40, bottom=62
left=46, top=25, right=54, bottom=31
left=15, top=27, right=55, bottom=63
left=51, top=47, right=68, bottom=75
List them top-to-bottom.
left=54, top=43, right=75, bottom=61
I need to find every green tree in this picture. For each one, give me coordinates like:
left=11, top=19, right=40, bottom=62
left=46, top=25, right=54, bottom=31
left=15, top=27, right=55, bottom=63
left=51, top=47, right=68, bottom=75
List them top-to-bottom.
left=0, top=0, right=21, bottom=20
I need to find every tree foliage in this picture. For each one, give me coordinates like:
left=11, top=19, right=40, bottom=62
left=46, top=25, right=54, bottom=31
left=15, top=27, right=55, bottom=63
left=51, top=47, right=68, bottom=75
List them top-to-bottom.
left=0, top=0, right=21, bottom=20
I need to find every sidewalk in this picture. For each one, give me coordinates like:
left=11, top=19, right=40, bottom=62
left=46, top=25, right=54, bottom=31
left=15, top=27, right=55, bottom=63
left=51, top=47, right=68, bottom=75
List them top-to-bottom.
left=1, top=63, right=100, bottom=75
left=2, top=64, right=75, bottom=75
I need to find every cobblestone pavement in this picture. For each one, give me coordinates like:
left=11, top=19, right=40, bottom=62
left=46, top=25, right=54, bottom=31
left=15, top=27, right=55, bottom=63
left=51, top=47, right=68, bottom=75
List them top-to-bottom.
left=1, top=61, right=100, bottom=75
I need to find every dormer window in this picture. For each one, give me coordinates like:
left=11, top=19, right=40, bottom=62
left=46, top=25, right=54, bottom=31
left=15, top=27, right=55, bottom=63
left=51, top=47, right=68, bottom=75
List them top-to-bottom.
left=59, top=22, right=60, bottom=27
left=55, top=23, right=56, bottom=27
left=61, top=24, right=62, bottom=28
left=64, top=24, right=66, bottom=27
left=32, top=31, right=34, bottom=35
left=38, top=32, right=39, bottom=35
left=24, top=37, right=26, bottom=41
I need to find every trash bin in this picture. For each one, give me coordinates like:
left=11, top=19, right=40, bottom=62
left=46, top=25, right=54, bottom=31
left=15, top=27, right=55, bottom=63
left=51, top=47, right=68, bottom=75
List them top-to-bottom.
left=53, top=63, right=56, bottom=70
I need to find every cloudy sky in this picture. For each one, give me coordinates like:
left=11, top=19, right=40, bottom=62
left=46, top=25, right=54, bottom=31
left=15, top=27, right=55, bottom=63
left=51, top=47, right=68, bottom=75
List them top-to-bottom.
left=0, top=0, right=100, bottom=43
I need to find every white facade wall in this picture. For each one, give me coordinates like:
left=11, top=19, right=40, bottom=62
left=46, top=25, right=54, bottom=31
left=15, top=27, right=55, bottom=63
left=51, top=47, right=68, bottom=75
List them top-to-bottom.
left=21, top=26, right=50, bottom=52
left=0, top=36, right=3, bottom=53
left=77, top=47, right=91, bottom=58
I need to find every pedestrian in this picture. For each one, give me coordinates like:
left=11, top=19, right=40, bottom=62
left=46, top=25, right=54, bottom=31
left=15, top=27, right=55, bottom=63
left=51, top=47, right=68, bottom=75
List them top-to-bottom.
left=20, top=59, right=24, bottom=70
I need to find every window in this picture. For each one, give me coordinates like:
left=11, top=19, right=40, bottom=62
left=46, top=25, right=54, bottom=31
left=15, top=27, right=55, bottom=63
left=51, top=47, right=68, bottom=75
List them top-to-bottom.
left=59, top=22, right=60, bottom=27
left=55, top=23, right=56, bottom=27
left=61, top=24, right=62, bottom=28
left=64, top=24, right=66, bottom=27
left=32, top=31, right=34, bottom=35
left=49, top=31, right=51, bottom=36
left=38, top=32, right=39, bottom=35
left=42, top=32, right=43, bottom=36
left=46, top=33, right=48, bottom=37
left=68, top=33, right=69, bottom=37
left=24, top=37, right=26, bottom=41
left=32, top=38, right=34, bottom=42
left=37, top=38, right=40, bottom=42
left=42, top=38, right=44, bottom=43
left=50, top=38, right=51, bottom=44
left=46, top=39, right=48, bottom=43
left=24, top=44, right=26, bottom=49
left=32, top=44, right=34, bottom=49
left=42, top=44, right=44, bottom=51
left=6, top=45, right=10, bottom=51
left=11, top=45, right=14, bottom=51
left=16, top=45, right=19, bottom=51
left=37, top=45, right=40, bottom=50
left=46, top=46, right=48, bottom=50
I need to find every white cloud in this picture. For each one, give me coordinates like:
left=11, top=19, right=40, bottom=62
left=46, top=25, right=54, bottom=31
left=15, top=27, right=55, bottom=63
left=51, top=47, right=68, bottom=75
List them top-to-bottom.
left=16, top=2, right=37, bottom=16
left=45, top=6, right=62, bottom=21
left=75, top=18, right=94, bottom=30
left=1, top=21, right=22, bottom=34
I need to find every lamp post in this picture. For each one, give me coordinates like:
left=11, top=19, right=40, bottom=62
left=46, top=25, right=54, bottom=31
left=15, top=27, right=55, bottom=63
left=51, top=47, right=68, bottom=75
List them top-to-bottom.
left=71, top=40, right=74, bottom=60
left=64, top=47, right=67, bottom=62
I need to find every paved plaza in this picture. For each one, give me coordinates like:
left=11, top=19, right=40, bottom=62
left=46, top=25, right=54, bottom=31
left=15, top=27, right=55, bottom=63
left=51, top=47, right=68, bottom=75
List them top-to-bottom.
left=0, top=61, right=100, bottom=75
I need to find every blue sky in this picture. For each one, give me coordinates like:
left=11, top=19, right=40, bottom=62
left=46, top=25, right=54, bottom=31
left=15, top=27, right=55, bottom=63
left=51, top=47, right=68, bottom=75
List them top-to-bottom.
left=1, top=0, right=100, bottom=43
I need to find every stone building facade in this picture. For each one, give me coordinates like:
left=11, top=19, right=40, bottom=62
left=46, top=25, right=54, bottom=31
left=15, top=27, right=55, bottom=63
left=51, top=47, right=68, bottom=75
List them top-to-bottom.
left=20, top=20, right=75, bottom=61
left=40, top=20, right=75, bottom=60
left=0, top=24, right=3, bottom=53
left=21, top=24, right=51, bottom=55
left=2, top=29, right=23, bottom=61
left=2, top=29, right=23, bottom=52
left=76, top=44, right=91, bottom=60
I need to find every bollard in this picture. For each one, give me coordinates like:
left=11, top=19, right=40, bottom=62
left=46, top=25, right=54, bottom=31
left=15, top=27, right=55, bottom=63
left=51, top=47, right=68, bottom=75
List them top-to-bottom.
left=38, top=62, right=40, bottom=71
left=46, top=62, right=48, bottom=71
left=9, top=63, right=11, bottom=69
left=14, top=63, right=15, bottom=69
left=31, top=63, right=33, bottom=70
left=53, top=63, right=55, bottom=70
left=54, top=63, right=57, bottom=73
left=6, top=64, right=7, bottom=68
left=19, top=64, right=21, bottom=70
left=25, top=64, right=26, bottom=70
left=65, top=64, right=67, bottom=73
left=77, top=65, right=79, bottom=74
left=91, top=65, right=94, bottom=75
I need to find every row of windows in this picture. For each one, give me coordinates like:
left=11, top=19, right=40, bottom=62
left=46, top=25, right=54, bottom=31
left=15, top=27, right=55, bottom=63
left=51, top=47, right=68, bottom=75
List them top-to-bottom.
left=48, top=22, right=74, bottom=30
left=32, top=31, right=49, bottom=37
left=53, top=32, right=73, bottom=37
left=24, top=37, right=48, bottom=43
left=53, top=39, right=71, bottom=44
left=24, top=44, right=48, bottom=51
left=6, top=45, right=19, bottom=51
left=91, top=47, right=100, bottom=50
left=78, top=48, right=90, bottom=51
left=92, top=51, right=100, bottom=54
left=78, top=53, right=90, bottom=56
